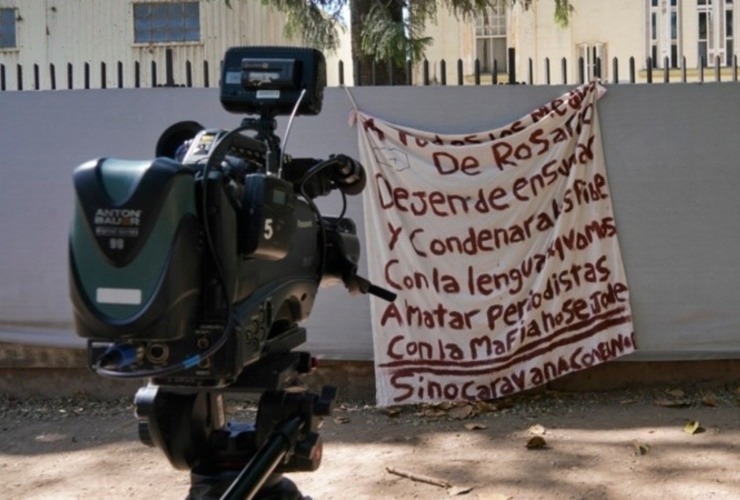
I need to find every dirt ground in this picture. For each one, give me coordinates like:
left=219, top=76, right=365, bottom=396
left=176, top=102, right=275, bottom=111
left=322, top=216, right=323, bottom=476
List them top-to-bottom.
left=1, top=384, right=739, bottom=500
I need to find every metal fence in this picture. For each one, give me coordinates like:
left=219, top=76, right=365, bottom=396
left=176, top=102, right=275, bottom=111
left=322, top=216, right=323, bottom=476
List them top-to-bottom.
left=2, top=48, right=740, bottom=91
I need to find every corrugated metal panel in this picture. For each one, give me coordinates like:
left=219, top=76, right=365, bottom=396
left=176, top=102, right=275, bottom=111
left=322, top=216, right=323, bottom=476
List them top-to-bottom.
left=0, top=0, right=298, bottom=90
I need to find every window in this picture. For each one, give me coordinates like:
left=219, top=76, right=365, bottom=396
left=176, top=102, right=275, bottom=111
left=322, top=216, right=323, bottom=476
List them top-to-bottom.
left=648, top=0, right=680, bottom=68
left=697, top=0, right=736, bottom=66
left=134, top=2, right=200, bottom=44
left=475, top=7, right=507, bottom=74
left=0, top=8, right=17, bottom=49
left=579, top=43, right=607, bottom=81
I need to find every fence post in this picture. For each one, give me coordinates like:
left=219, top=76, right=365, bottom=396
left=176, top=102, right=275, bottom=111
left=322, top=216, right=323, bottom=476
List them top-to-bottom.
left=507, top=47, right=516, bottom=84
left=166, top=49, right=175, bottom=86
left=734, top=55, right=738, bottom=82
left=682, top=56, right=687, bottom=82
left=715, top=56, right=721, bottom=82
left=561, top=57, right=567, bottom=85
left=578, top=57, right=584, bottom=84
left=595, top=57, right=601, bottom=80
left=612, top=57, right=618, bottom=84
left=629, top=57, right=635, bottom=83
left=663, top=57, right=669, bottom=83
left=528, top=58, right=533, bottom=84
left=545, top=58, right=551, bottom=85
left=645, top=58, right=652, bottom=83
left=406, top=59, right=413, bottom=85
left=423, top=59, right=429, bottom=85
left=440, top=59, right=446, bottom=85
left=457, top=59, right=463, bottom=85
left=474, top=59, right=480, bottom=85
left=492, top=59, right=498, bottom=84
left=338, top=60, right=344, bottom=86
left=118, top=61, right=124, bottom=88
left=135, top=61, right=141, bottom=88
left=151, top=61, right=157, bottom=87
left=186, top=61, right=193, bottom=87
left=203, top=61, right=209, bottom=87
left=84, top=62, right=90, bottom=89
left=101, top=62, right=106, bottom=89
left=49, top=63, right=56, bottom=90
left=67, top=63, right=73, bottom=89
left=1, top=64, right=6, bottom=91
left=17, top=64, right=23, bottom=90
left=34, top=64, right=40, bottom=90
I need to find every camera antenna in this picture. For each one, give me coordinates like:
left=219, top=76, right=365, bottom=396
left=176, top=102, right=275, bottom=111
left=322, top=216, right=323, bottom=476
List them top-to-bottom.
left=278, top=88, right=307, bottom=177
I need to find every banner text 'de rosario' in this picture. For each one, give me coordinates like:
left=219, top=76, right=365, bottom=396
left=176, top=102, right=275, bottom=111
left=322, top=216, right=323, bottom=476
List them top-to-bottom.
left=355, top=81, right=635, bottom=406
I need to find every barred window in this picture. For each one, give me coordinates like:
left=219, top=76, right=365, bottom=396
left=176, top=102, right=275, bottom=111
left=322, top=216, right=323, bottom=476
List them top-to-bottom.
left=134, top=2, right=200, bottom=44
left=0, top=8, right=17, bottom=49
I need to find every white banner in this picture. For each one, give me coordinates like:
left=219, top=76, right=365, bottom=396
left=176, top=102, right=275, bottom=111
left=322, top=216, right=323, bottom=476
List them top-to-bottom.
left=355, top=82, right=636, bottom=406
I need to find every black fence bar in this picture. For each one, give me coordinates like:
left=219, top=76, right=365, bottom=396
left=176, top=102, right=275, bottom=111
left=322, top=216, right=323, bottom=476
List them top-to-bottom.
left=507, top=48, right=516, bottom=84
left=166, top=49, right=175, bottom=86
left=10, top=53, right=740, bottom=92
left=715, top=56, right=721, bottom=82
left=612, top=57, right=618, bottom=84
left=663, top=57, right=669, bottom=83
left=353, top=58, right=361, bottom=86
left=561, top=58, right=567, bottom=85
left=645, top=58, right=652, bottom=83
left=1, top=64, right=5, bottom=91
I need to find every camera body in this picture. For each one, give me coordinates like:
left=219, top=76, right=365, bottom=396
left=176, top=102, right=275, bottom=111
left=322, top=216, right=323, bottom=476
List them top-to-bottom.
left=69, top=47, right=365, bottom=389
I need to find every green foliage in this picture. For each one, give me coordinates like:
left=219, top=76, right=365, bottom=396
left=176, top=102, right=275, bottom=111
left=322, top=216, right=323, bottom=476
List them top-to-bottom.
left=257, top=0, right=572, bottom=62
left=261, top=0, right=346, bottom=52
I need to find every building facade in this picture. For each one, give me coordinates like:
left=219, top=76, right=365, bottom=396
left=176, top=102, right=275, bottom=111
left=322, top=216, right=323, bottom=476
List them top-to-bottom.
left=0, top=0, right=348, bottom=90
left=424, top=0, right=740, bottom=84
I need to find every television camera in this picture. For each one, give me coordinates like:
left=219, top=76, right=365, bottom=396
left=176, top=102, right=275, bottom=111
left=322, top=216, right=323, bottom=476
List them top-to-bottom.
left=69, top=46, right=394, bottom=499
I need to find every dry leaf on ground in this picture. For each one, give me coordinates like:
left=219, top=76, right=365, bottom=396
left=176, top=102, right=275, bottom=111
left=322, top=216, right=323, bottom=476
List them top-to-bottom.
left=683, top=420, right=704, bottom=435
left=526, top=436, right=548, bottom=449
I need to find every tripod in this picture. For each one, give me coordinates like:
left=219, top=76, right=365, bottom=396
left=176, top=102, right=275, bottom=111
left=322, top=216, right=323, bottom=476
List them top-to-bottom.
left=135, top=349, right=335, bottom=500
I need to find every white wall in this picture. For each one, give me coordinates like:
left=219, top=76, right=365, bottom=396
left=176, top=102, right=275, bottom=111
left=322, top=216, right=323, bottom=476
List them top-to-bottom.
left=2, top=83, right=740, bottom=361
